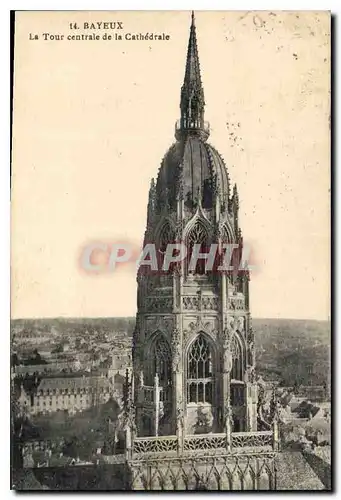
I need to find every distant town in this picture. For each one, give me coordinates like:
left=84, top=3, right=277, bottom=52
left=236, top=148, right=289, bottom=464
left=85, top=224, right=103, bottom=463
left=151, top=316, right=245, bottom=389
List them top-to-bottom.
left=11, top=317, right=331, bottom=490
left=11, top=318, right=133, bottom=480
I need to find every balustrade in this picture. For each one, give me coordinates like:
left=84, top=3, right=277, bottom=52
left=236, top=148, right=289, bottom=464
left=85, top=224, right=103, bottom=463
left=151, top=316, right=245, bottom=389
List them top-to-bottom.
left=175, top=119, right=210, bottom=133
left=142, top=385, right=170, bottom=405
left=143, top=386, right=154, bottom=403
left=131, top=430, right=275, bottom=459
left=231, top=431, right=273, bottom=450
left=133, top=436, right=178, bottom=455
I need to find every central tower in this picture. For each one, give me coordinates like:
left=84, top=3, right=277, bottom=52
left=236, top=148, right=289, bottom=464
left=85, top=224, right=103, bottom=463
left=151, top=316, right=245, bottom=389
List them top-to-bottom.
left=132, top=12, right=258, bottom=439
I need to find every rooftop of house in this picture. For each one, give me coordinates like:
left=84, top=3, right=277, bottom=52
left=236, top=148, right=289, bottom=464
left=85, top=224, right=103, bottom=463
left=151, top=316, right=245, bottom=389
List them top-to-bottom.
left=15, top=362, right=76, bottom=375
left=37, top=375, right=112, bottom=393
left=292, top=401, right=326, bottom=419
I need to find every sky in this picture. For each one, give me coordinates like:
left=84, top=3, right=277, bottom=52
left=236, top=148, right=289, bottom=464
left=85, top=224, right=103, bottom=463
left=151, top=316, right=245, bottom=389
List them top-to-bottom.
left=11, top=10, right=330, bottom=320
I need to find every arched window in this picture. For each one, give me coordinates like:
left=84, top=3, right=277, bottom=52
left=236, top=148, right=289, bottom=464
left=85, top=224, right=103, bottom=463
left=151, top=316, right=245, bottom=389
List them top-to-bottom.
left=187, top=221, right=210, bottom=275
left=187, top=221, right=208, bottom=248
left=158, top=222, right=174, bottom=254
left=158, top=222, right=175, bottom=274
left=221, top=224, right=232, bottom=244
left=230, top=333, right=245, bottom=408
left=231, top=334, right=244, bottom=381
left=149, top=335, right=171, bottom=386
left=187, top=335, right=214, bottom=404
left=141, top=415, right=152, bottom=437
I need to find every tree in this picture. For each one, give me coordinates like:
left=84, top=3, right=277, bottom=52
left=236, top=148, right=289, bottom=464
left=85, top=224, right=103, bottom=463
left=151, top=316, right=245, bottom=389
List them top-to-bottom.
left=24, top=350, right=47, bottom=365
left=62, top=434, right=94, bottom=461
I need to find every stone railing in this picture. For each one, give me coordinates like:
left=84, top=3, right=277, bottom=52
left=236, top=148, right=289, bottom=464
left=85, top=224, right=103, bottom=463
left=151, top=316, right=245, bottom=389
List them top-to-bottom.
left=175, top=118, right=210, bottom=134
left=139, top=385, right=171, bottom=406
left=143, top=386, right=154, bottom=403
left=131, top=429, right=276, bottom=460
left=231, top=431, right=273, bottom=451
left=183, top=433, right=227, bottom=452
left=133, top=436, right=178, bottom=456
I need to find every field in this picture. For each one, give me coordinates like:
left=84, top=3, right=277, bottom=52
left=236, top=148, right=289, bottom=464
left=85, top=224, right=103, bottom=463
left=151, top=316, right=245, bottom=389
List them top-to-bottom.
left=253, top=318, right=330, bottom=386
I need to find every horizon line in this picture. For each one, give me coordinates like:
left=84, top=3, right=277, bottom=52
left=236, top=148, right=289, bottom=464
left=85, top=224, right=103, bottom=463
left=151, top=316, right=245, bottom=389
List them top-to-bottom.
left=11, top=315, right=331, bottom=323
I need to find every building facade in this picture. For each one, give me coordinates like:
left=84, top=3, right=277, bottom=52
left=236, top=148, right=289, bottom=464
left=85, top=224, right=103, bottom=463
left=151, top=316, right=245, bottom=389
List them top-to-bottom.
left=18, top=375, right=113, bottom=416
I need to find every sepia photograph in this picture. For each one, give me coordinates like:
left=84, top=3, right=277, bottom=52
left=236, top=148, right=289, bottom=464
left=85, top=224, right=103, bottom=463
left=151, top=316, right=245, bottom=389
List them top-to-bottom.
left=10, top=10, right=331, bottom=491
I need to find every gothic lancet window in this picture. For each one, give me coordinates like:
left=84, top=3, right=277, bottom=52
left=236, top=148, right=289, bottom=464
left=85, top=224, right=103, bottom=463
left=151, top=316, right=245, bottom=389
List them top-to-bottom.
left=187, top=221, right=210, bottom=275
left=188, top=221, right=207, bottom=248
left=157, top=222, right=176, bottom=275
left=158, top=222, right=174, bottom=254
left=220, top=224, right=237, bottom=279
left=221, top=224, right=232, bottom=244
left=230, top=332, right=245, bottom=409
left=231, top=334, right=244, bottom=382
left=149, top=335, right=171, bottom=386
left=187, top=335, right=214, bottom=404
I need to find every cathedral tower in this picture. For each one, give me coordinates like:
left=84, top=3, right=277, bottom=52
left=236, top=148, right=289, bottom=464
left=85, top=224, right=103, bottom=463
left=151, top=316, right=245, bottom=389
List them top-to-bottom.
left=132, top=12, right=258, bottom=439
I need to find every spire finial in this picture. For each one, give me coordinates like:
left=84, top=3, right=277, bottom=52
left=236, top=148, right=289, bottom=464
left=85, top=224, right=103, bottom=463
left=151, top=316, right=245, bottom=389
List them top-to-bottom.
left=175, top=11, right=209, bottom=141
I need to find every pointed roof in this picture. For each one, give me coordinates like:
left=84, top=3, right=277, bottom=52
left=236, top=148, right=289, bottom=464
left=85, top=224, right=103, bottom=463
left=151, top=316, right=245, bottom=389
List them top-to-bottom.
left=183, top=11, right=203, bottom=94
left=177, top=12, right=208, bottom=141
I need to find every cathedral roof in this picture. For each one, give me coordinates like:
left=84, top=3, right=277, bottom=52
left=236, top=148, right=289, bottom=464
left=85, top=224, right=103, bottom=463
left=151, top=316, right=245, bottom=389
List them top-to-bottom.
left=156, top=137, right=230, bottom=210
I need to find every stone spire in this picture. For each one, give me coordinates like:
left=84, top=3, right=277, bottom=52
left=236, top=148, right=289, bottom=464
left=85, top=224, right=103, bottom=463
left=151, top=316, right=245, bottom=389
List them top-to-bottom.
left=176, top=11, right=209, bottom=140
